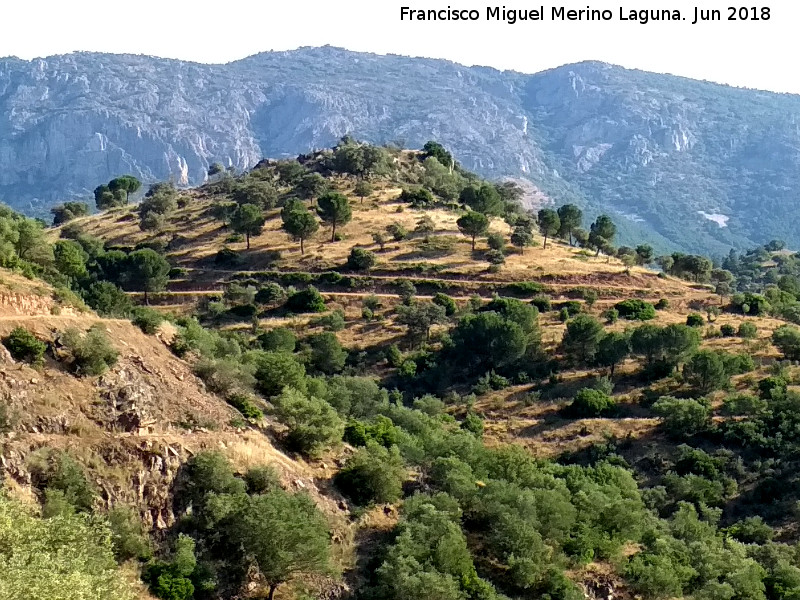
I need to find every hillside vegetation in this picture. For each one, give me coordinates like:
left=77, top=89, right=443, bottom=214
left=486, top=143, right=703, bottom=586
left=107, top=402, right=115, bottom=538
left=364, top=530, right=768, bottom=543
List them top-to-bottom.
left=4, top=140, right=800, bottom=600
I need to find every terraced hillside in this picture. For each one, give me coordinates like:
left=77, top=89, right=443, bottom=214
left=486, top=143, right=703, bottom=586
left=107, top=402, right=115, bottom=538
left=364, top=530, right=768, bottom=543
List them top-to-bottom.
left=8, top=141, right=800, bottom=600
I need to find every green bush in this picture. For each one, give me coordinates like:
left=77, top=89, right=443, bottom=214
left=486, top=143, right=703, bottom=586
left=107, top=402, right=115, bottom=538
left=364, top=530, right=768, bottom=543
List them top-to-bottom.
left=214, top=246, right=242, bottom=267
left=347, top=247, right=377, bottom=271
left=83, top=281, right=134, bottom=317
left=504, top=281, right=544, bottom=296
left=255, top=282, right=287, bottom=305
left=286, top=287, right=326, bottom=313
left=433, top=292, right=458, bottom=316
left=530, top=295, right=552, bottom=312
left=655, top=298, right=670, bottom=310
left=614, top=299, right=657, bottom=321
left=555, top=300, right=583, bottom=316
left=132, top=307, right=164, bottom=334
left=315, top=309, right=346, bottom=331
left=686, top=313, right=705, bottom=327
left=738, top=321, right=758, bottom=339
left=720, top=324, right=736, bottom=337
left=60, top=325, right=119, bottom=376
left=773, top=325, right=800, bottom=360
left=3, top=327, right=46, bottom=364
left=258, top=328, right=296, bottom=352
left=308, top=332, right=347, bottom=375
left=248, top=351, right=307, bottom=397
left=193, top=358, right=255, bottom=396
left=272, top=387, right=344, bottom=457
left=567, top=388, right=615, bottom=417
left=226, top=392, right=264, bottom=421
left=722, top=393, right=767, bottom=416
left=652, top=396, right=710, bottom=438
left=462, top=412, right=484, bottom=436
left=343, top=416, right=399, bottom=448
left=335, top=441, right=406, bottom=505
left=31, top=451, right=96, bottom=513
left=244, top=465, right=281, bottom=494
left=0, top=495, right=138, bottom=598
left=107, top=505, right=152, bottom=562
left=726, top=516, right=773, bottom=544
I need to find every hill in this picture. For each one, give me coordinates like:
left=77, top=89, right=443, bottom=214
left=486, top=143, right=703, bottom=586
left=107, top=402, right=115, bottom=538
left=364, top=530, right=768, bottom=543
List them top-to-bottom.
left=4, top=48, right=800, bottom=253
left=7, top=143, right=800, bottom=599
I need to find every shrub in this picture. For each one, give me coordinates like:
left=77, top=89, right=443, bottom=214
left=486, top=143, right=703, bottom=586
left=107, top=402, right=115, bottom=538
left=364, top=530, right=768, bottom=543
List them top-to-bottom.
left=400, top=186, right=434, bottom=207
left=386, top=222, right=408, bottom=241
left=214, top=246, right=242, bottom=267
left=347, top=248, right=377, bottom=271
left=397, top=280, right=417, bottom=304
left=83, top=281, right=134, bottom=317
left=505, top=281, right=544, bottom=296
left=255, top=282, right=287, bottom=305
left=286, top=287, right=326, bottom=313
left=432, top=292, right=458, bottom=316
left=530, top=295, right=552, bottom=312
left=614, top=299, right=657, bottom=321
left=655, top=299, right=670, bottom=310
left=555, top=300, right=583, bottom=316
left=227, top=303, right=257, bottom=319
left=132, top=307, right=164, bottom=334
left=603, top=308, right=619, bottom=324
left=315, top=310, right=346, bottom=331
left=686, top=313, right=704, bottom=327
left=738, top=321, right=758, bottom=339
left=720, top=324, right=736, bottom=337
left=772, top=325, right=800, bottom=360
left=59, top=326, right=119, bottom=376
left=3, top=327, right=46, bottom=364
left=258, top=328, right=297, bottom=352
left=308, top=332, right=347, bottom=375
left=386, top=344, right=403, bottom=367
left=683, top=350, right=729, bottom=393
left=248, top=351, right=307, bottom=397
left=193, top=358, right=255, bottom=396
left=272, top=387, right=344, bottom=456
left=567, top=388, right=615, bottom=417
left=227, top=392, right=264, bottom=421
left=722, top=393, right=767, bottom=416
left=652, top=396, right=710, bottom=437
left=462, top=412, right=484, bottom=436
left=343, top=416, right=399, bottom=448
left=335, top=441, right=406, bottom=505
left=31, top=451, right=96, bottom=513
left=244, top=465, right=281, bottom=494
left=0, top=495, right=137, bottom=598
left=107, top=505, right=152, bottom=562
left=726, top=516, right=773, bottom=544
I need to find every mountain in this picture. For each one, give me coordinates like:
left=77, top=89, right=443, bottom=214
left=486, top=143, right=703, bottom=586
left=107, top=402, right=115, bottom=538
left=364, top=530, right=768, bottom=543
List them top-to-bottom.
left=2, top=46, right=800, bottom=254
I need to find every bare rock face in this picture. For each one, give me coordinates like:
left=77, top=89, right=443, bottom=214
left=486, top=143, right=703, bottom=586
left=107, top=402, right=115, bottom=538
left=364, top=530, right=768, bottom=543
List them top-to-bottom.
left=98, top=367, right=157, bottom=434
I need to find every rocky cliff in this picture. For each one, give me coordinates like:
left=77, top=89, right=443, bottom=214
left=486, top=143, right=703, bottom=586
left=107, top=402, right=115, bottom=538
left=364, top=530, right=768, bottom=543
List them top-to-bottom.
left=3, top=46, right=800, bottom=253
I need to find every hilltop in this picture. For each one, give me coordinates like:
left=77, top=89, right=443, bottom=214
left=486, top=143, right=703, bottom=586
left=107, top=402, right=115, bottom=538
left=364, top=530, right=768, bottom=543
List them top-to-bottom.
left=4, top=48, right=800, bottom=252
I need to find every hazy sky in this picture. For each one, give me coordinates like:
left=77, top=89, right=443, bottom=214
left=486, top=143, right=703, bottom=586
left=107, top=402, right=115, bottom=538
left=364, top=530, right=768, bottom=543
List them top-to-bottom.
left=5, top=0, right=798, bottom=93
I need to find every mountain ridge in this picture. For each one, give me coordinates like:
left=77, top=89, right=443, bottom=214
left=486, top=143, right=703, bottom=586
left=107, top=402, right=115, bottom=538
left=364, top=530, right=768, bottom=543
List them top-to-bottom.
left=3, top=46, right=800, bottom=254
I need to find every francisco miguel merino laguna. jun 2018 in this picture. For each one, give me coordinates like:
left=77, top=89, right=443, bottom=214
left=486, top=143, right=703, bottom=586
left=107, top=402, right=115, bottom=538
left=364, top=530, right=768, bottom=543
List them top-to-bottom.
left=399, top=5, right=773, bottom=25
